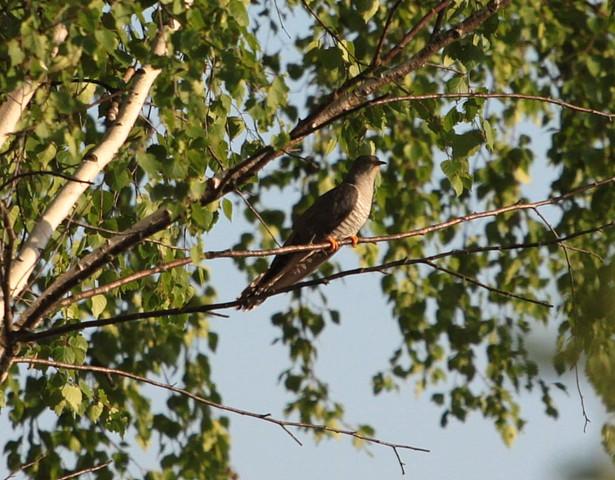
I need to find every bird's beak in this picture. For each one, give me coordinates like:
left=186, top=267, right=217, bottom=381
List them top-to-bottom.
left=375, top=160, right=386, bottom=166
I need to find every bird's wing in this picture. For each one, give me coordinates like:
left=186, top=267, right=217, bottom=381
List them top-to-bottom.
left=259, top=182, right=358, bottom=283
left=291, top=182, right=359, bottom=241
left=239, top=183, right=358, bottom=307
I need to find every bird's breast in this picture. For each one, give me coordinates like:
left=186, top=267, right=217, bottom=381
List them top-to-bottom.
left=332, top=185, right=373, bottom=238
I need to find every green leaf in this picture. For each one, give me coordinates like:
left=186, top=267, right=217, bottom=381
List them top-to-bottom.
left=229, top=0, right=249, bottom=28
left=355, top=0, right=380, bottom=22
left=94, top=28, right=117, bottom=53
left=266, top=76, right=288, bottom=111
left=482, top=118, right=494, bottom=151
left=452, top=130, right=483, bottom=158
left=271, top=131, right=291, bottom=149
left=222, top=199, right=233, bottom=220
left=191, top=204, right=214, bottom=230
left=91, top=295, right=107, bottom=318
left=61, top=384, right=82, bottom=413
left=88, top=402, right=104, bottom=422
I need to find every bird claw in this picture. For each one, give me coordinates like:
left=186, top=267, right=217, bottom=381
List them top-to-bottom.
left=349, top=235, right=359, bottom=247
left=326, top=236, right=340, bottom=251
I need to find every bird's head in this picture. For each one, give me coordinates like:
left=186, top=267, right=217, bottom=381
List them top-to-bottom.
left=344, top=155, right=386, bottom=183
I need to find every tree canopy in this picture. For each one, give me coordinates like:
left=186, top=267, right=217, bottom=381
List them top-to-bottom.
left=0, top=0, right=614, bottom=478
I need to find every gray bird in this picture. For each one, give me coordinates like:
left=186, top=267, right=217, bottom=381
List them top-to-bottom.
left=238, top=155, right=385, bottom=309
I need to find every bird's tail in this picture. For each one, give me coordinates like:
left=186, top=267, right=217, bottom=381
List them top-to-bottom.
left=236, top=273, right=268, bottom=310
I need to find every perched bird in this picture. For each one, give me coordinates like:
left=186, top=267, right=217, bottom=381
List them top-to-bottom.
left=238, top=155, right=385, bottom=309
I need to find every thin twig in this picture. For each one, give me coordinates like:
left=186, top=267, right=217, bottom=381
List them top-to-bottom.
left=272, top=0, right=292, bottom=39
left=301, top=0, right=362, bottom=65
left=372, top=0, right=404, bottom=67
left=381, top=0, right=452, bottom=65
left=365, top=92, right=615, bottom=120
left=0, top=171, right=95, bottom=192
left=233, top=189, right=282, bottom=247
left=531, top=208, right=576, bottom=297
left=531, top=209, right=591, bottom=431
left=64, top=219, right=189, bottom=252
left=57, top=258, right=192, bottom=307
left=422, top=260, right=552, bottom=307
left=14, top=357, right=430, bottom=455
left=574, top=364, right=591, bottom=432
left=393, top=446, right=406, bottom=475
left=1, top=454, right=47, bottom=480
left=57, top=460, right=112, bottom=480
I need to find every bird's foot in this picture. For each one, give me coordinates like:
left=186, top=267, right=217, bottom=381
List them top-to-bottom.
left=349, top=235, right=359, bottom=247
left=326, top=236, right=340, bottom=251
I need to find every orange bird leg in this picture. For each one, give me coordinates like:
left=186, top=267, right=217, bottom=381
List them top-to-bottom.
left=349, top=235, right=359, bottom=247
left=325, top=236, right=340, bottom=251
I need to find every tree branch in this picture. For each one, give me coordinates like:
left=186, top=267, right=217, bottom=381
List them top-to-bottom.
left=215, top=0, right=511, bottom=198
left=301, top=0, right=361, bottom=65
left=371, top=0, right=405, bottom=67
left=380, top=0, right=452, bottom=66
left=363, top=92, right=615, bottom=120
left=0, top=170, right=95, bottom=192
left=37, top=175, right=615, bottom=314
left=0, top=201, right=15, bottom=338
left=17, top=208, right=173, bottom=332
left=14, top=221, right=613, bottom=343
left=57, top=257, right=192, bottom=308
left=422, top=260, right=552, bottom=308
left=14, top=357, right=430, bottom=457
left=57, top=461, right=112, bottom=480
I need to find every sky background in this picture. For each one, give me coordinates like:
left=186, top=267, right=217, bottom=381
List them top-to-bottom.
left=2, top=3, right=615, bottom=479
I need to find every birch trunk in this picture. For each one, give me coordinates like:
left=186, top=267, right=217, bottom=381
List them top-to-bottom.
left=0, top=20, right=179, bottom=327
left=0, top=24, right=67, bottom=150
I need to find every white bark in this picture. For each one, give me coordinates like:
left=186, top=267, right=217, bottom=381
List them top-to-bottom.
left=1, top=20, right=179, bottom=320
left=0, top=24, right=67, bottom=150
left=0, top=82, right=37, bottom=149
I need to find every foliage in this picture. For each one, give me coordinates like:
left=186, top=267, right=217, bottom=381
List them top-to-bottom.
left=0, top=0, right=614, bottom=477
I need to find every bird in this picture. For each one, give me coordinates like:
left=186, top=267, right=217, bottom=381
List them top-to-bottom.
left=237, top=155, right=385, bottom=309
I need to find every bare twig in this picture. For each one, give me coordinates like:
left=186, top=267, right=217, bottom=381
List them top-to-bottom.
left=301, top=0, right=362, bottom=65
left=372, top=0, right=404, bottom=67
left=381, top=0, right=452, bottom=65
left=365, top=92, right=615, bottom=120
left=0, top=171, right=95, bottom=192
left=234, top=189, right=282, bottom=247
left=531, top=208, right=576, bottom=297
left=531, top=210, right=591, bottom=432
left=64, top=219, right=189, bottom=252
left=57, top=258, right=192, bottom=307
left=422, top=260, right=552, bottom=307
left=15, top=357, right=430, bottom=456
left=574, top=365, right=591, bottom=432
left=393, top=446, right=406, bottom=475
left=2, top=454, right=47, bottom=480
left=57, top=460, right=112, bottom=480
